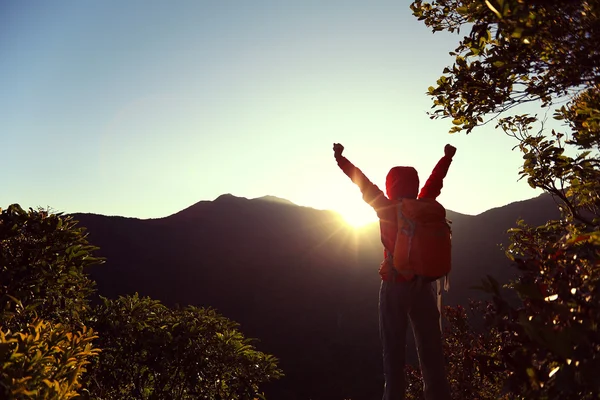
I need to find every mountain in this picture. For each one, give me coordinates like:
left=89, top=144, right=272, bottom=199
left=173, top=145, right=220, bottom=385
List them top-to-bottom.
left=72, top=193, right=560, bottom=400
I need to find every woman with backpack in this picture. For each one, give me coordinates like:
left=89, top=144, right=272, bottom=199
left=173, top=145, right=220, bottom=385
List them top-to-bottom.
left=333, top=142, right=456, bottom=400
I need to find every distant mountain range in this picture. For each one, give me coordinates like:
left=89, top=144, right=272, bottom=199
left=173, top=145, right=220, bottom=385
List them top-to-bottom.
left=73, top=193, right=560, bottom=400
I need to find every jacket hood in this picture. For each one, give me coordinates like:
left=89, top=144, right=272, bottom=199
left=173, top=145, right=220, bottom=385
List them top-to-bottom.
left=385, top=166, right=419, bottom=199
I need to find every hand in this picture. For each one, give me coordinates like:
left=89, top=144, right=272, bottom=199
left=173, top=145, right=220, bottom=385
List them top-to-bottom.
left=333, top=143, right=344, bottom=157
left=444, top=144, right=456, bottom=158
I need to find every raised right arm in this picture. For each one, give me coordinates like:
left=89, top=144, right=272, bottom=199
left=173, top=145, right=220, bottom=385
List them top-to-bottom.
left=333, top=143, right=390, bottom=213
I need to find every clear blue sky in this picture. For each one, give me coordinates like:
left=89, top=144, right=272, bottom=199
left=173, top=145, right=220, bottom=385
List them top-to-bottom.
left=1, top=0, right=542, bottom=225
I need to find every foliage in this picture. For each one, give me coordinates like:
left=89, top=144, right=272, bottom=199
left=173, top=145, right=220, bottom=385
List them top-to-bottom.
left=411, top=0, right=600, bottom=398
left=411, top=0, right=600, bottom=134
left=0, top=204, right=103, bottom=331
left=1, top=205, right=282, bottom=399
left=1, top=205, right=103, bottom=399
left=486, top=220, right=600, bottom=398
left=83, top=293, right=283, bottom=400
left=405, top=304, right=509, bottom=400
left=0, top=320, right=99, bottom=400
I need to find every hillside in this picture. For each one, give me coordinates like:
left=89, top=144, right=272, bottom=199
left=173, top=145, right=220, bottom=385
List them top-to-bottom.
left=73, top=193, right=560, bottom=400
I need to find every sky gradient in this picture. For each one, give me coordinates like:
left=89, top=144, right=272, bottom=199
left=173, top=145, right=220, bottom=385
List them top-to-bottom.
left=1, top=0, right=544, bottom=225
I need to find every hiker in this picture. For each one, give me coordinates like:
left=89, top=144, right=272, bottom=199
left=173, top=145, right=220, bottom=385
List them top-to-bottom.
left=333, top=142, right=455, bottom=400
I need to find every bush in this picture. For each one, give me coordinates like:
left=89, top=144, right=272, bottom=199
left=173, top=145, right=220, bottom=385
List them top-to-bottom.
left=0, top=204, right=102, bottom=331
left=84, top=293, right=283, bottom=400
left=0, top=320, right=99, bottom=399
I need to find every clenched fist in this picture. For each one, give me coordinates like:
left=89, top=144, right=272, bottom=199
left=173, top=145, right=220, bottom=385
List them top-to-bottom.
left=444, top=144, right=456, bottom=158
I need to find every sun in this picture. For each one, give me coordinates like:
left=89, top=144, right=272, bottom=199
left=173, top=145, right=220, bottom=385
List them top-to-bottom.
left=337, top=201, right=378, bottom=228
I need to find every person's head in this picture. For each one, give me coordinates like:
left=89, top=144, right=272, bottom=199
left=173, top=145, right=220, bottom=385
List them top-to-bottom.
left=385, top=166, right=419, bottom=200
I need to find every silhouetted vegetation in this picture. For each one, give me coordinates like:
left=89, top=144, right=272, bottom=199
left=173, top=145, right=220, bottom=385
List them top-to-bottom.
left=0, top=204, right=281, bottom=399
left=84, top=294, right=281, bottom=399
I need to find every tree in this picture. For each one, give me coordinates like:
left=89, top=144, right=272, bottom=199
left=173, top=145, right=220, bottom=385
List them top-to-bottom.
left=411, top=0, right=600, bottom=398
left=411, top=0, right=600, bottom=136
left=83, top=293, right=283, bottom=400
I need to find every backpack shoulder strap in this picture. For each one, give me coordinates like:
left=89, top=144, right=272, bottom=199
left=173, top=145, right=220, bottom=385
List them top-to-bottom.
left=396, top=199, right=416, bottom=236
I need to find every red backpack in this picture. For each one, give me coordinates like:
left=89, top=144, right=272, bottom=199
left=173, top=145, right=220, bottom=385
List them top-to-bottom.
left=391, top=198, right=452, bottom=280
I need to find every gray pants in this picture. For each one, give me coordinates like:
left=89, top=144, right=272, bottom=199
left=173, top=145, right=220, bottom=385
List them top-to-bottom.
left=379, top=278, right=451, bottom=400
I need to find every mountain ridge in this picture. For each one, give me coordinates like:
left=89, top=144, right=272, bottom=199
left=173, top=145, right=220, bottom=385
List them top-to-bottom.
left=73, top=192, right=550, bottom=223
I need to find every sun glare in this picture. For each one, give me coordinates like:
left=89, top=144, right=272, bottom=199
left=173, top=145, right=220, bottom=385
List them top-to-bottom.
left=338, top=203, right=378, bottom=228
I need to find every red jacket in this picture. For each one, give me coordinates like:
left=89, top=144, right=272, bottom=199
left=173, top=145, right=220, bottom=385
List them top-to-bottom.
left=335, top=153, right=453, bottom=281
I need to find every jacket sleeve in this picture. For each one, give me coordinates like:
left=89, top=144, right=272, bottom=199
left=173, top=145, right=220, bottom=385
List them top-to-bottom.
left=335, top=154, right=390, bottom=214
left=418, top=155, right=453, bottom=200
